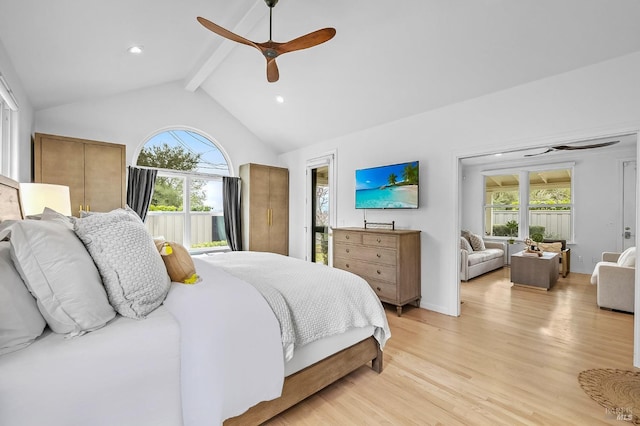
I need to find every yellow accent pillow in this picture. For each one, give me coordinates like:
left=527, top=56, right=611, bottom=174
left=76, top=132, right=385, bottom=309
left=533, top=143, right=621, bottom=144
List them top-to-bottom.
left=155, top=241, right=199, bottom=284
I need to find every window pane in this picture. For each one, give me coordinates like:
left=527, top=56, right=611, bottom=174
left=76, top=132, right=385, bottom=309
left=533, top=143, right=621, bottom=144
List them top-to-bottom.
left=528, top=169, right=572, bottom=240
left=484, top=174, right=519, bottom=237
left=145, top=176, right=185, bottom=244
left=190, top=179, right=227, bottom=249
left=485, top=207, right=519, bottom=237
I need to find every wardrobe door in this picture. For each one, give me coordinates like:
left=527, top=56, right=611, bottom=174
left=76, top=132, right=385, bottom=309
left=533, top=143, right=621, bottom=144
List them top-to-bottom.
left=35, top=135, right=85, bottom=216
left=84, top=143, right=125, bottom=213
left=248, top=164, right=271, bottom=252
left=268, top=166, right=289, bottom=255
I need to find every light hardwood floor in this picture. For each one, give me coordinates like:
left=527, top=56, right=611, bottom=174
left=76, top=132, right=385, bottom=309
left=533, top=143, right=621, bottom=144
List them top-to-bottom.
left=266, top=268, right=635, bottom=425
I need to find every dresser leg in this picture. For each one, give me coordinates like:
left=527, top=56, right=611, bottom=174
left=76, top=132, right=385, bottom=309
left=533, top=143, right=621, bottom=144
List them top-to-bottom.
left=396, top=306, right=402, bottom=317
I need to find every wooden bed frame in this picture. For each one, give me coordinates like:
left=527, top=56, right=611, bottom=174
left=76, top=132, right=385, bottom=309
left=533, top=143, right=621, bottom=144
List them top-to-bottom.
left=0, top=174, right=384, bottom=426
left=0, top=175, right=23, bottom=221
left=225, top=336, right=382, bottom=425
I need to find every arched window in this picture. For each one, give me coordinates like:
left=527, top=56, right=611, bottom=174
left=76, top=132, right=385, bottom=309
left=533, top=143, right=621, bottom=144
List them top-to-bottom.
left=136, top=129, right=231, bottom=251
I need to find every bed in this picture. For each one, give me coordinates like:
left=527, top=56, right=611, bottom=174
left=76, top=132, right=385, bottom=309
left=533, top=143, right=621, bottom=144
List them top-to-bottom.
left=0, top=174, right=390, bottom=426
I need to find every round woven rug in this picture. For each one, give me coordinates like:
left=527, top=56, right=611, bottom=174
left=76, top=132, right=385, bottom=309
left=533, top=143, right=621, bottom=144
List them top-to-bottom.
left=578, top=368, right=640, bottom=424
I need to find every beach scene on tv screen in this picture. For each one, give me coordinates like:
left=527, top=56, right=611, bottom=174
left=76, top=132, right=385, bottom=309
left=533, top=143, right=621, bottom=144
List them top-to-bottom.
left=355, top=161, right=419, bottom=208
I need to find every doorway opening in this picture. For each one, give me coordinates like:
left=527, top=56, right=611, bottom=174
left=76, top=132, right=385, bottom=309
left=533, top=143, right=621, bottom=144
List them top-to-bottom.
left=306, top=151, right=336, bottom=265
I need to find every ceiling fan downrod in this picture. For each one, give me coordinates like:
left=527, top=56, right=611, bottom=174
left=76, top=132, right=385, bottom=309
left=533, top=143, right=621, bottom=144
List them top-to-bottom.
left=265, top=0, right=278, bottom=41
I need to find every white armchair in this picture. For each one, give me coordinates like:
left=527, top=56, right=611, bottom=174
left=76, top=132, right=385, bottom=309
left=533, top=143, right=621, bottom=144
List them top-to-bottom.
left=591, top=250, right=636, bottom=313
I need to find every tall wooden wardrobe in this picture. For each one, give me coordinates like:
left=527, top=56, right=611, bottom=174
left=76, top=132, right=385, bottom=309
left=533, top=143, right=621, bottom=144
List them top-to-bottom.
left=34, top=133, right=126, bottom=217
left=239, top=163, right=289, bottom=255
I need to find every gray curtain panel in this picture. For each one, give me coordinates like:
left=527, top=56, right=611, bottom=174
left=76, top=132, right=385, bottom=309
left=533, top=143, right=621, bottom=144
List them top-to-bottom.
left=126, top=167, right=157, bottom=222
left=223, top=176, right=242, bottom=251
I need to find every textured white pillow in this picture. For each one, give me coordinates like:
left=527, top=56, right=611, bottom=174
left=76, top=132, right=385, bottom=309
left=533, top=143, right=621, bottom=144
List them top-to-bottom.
left=73, top=209, right=171, bottom=319
left=0, top=221, right=115, bottom=336
left=468, top=232, right=486, bottom=251
left=460, top=236, right=473, bottom=252
left=0, top=241, right=46, bottom=354
left=617, top=246, right=636, bottom=268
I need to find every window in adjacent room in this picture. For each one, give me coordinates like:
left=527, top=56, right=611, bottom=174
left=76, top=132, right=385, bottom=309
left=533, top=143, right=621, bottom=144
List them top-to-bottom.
left=136, top=129, right=231, bottom=251
left=483, top=164, right=574, bottom=242
left=528, top=168, right=572, bottom=241
left=484, top=173, right=520, bottom=238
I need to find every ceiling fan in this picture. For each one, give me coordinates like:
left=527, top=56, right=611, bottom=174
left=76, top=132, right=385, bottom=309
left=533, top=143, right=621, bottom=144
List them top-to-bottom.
left=197, top=0, right=336, bottom=83
left=524, top=140, right=619, bottom=157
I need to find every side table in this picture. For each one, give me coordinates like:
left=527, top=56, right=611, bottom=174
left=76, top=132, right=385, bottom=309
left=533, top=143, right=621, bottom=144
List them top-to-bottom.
left=510, top=251, right=560, bottom=290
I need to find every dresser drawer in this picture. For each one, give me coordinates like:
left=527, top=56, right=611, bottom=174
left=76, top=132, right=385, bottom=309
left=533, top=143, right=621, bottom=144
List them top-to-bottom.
left=333, top=230, right=362, bottom=245
left=362, top=233, right=397, bottom=248
left=334, top=243, right=397, bottom=266
left=334, top=257, right=397, bottom=283
left=367, top=279, right=397, bottom=301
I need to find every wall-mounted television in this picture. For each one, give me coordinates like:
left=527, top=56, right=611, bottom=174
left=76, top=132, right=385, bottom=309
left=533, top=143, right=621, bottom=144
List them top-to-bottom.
left=355, top=161, right=419, bottom=209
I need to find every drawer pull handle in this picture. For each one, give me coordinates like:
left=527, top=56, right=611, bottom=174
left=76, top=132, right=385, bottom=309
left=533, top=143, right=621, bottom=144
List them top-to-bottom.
left=345, top=235, right=350, bottom=240
left=377, top=238, right=381, bottom=243
left=346, top=248, right=350, bottom=253
left=376, top=253, right=381, bottom=258
left=346, top=263, right=350, bottom=268
left=376, top=270, right=381, bottom=275
left=376, top=287, right=381, bottom=292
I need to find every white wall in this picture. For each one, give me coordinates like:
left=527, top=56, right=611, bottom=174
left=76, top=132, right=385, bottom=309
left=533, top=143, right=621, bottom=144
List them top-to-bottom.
left=0, top=38, right=34, bottom=182
left=280, top=51, right=640, bottom=317
left=34, top=81, right=279, bottom=174
left=461, top=145, right=637, bottom=274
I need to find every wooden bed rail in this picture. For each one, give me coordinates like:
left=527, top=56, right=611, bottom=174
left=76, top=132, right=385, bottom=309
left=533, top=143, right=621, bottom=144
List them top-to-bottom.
left=224, top=337, right=382, bottom=425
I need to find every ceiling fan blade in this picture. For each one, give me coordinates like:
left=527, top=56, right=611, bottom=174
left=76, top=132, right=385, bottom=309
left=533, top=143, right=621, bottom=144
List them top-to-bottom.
left=197, top=16, right=259, bottom=49
left=277, top=28, right=337, bottom=54
left=266, top=58, right=280, bottom=83
left=552, top=141, right=620, bottom=150
left=524, top=148, right=554, bottom=157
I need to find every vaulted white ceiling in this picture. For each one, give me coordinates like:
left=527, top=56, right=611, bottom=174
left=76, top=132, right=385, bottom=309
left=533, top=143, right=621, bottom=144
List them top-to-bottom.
left=1, top=0, right=639, bottom=153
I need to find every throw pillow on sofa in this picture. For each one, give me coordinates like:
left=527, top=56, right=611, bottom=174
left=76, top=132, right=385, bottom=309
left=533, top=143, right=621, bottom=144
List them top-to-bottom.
left=467, top=232, right=486, bottom=251
left=460, top=236, right=473, bottom=252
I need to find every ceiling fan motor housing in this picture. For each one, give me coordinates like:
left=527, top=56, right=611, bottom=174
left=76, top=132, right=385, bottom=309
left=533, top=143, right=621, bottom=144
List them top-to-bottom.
left=265, top=0, right=279, bottom=8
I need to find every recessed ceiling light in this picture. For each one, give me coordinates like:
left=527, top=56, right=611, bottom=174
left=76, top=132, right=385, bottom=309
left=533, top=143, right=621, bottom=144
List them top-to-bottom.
left=127, top=45, right=144, bottom=55
left=275, top=95, right=285, bottom=104
left=494, top=153, right=503, bottom=157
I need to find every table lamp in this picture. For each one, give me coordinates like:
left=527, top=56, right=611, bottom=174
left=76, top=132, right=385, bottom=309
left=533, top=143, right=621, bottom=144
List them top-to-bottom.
left=20, top=183, right=72, bottom=217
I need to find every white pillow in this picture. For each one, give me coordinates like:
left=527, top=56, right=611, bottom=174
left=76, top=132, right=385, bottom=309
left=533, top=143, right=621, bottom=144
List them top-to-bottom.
left=73, top=208, right=171, bottom=319
left=0, top=221, right=115, bottom=336
left=468, top=232, right=486, bottom=251
left=460, top=236, right=473, bottom=252
left=0, top=241, right=46, bottom=354
left=617, top=246, right=636, bottom=268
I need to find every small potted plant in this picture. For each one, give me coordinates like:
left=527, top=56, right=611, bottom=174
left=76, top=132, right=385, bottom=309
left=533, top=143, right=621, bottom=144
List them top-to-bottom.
left=505, top=220, right=518, bottom=244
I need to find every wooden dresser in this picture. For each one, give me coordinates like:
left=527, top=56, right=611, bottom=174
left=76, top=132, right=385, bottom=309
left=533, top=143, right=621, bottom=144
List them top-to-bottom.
left=332, top=227, right=421, bottom=316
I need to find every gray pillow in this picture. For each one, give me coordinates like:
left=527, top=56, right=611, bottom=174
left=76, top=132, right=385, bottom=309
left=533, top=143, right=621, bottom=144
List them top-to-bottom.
left=73, top=209, right=171, bottom=319
left=0, top=221, right=115, bottom=336
left=0, top=241, right=46, bottom=355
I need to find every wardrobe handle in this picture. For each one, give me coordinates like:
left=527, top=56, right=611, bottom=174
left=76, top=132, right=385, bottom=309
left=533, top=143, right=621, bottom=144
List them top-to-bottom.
left=86, top=204, right=90, bottom=212
left=346, top=248, right=350, bottom=253
left=376, top=253, right=381, bottom=258
left=376, top=270, right=381, bottom=275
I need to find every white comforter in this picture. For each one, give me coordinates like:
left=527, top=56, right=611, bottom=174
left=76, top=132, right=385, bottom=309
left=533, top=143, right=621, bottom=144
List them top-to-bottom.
left=203, top=251, right=391, bottom=361
left=163, top=257, right=284, bottom=426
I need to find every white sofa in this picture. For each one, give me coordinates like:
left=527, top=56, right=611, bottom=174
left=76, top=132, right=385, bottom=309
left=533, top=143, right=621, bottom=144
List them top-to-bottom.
left=460, top=239, right=506, bottom=281
left=591, top=249, right=636, bottom=313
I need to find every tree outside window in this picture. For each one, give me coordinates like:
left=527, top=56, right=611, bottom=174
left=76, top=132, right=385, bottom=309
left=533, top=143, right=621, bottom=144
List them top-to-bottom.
left=136, top=129, right=230, bottom=250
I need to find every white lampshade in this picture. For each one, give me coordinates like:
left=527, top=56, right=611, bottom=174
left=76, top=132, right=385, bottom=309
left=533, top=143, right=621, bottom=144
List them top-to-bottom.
left=20, top=183, right=72, bottom=217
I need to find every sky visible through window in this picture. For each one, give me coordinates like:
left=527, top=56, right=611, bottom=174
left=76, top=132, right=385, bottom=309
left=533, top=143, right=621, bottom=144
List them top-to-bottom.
left=144, top=130, right=229, bottom=211
left=145, top=130, right=229, bottom=176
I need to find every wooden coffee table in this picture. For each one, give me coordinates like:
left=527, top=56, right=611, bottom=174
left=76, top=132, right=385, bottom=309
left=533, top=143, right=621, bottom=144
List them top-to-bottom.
left=510, top=251, right=560, bottom=290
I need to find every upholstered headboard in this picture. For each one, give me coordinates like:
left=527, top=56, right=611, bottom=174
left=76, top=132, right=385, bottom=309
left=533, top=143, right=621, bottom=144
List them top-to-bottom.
left=0, top=174, right=23, bottom=221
